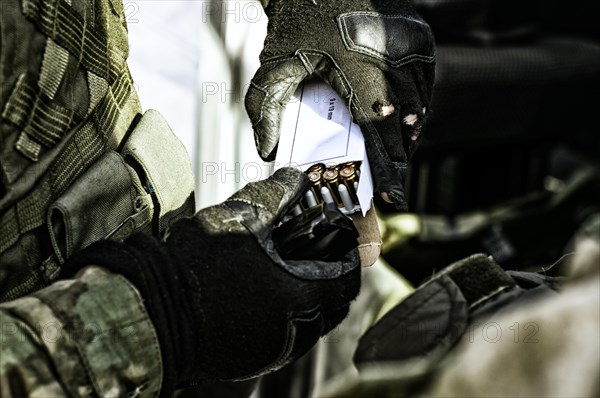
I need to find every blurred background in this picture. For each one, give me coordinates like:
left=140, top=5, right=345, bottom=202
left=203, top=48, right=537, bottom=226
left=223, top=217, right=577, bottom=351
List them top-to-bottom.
left=127, top=0, right=269, bottom=210
left=377, top=0, right=600, bottom=284
left=125, top=1, right=600, bottom=397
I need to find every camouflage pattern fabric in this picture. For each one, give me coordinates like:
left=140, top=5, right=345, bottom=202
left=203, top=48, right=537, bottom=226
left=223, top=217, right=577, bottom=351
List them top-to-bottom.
left=0, top=0, right=164, bottom=395
left=1, top=0, right=141, bottom=300
left=0, top=266, right=162, bottom=397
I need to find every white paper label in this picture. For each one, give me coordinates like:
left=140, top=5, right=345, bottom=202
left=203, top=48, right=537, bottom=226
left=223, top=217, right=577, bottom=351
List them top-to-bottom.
left=274, top=80, right=373, bottom=215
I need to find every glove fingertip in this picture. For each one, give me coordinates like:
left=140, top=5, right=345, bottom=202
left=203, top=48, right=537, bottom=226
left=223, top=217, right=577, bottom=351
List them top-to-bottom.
left=246, top=59, right=310, bottom=162
left=246, top=84, right=283, bottom=161
left=256, top=129, right=279, bottom=161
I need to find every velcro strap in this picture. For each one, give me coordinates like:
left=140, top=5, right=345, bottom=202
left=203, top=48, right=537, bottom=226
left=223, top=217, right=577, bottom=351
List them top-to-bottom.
left=354, top=253, right=516, bottom=366
left=434, top=253, right=516, bottom=308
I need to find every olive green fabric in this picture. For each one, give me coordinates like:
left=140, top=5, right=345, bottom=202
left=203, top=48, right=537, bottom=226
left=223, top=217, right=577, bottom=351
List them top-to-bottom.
left=0, top=0, right=141, bottom=300
left=0, top=1, right=193, bottom=396
left=46, top=109, right=196, bottom=266
left=120, top=109, right=196, bottom=234
left=0, top=266, right=163, bottom=397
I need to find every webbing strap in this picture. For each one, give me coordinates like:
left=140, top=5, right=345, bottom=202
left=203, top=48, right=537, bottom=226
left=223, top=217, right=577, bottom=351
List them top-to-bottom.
left=22, top=0, right=124, bottom=84
left=39, top=39, right=69, bottom=100
left=0, top=70, right=136, bottom=254
left=95, top=70, right=133, bottom=137
left=87, top=71, right=109, bottom=114
left=2, top=74, right=77, bottom=160
left=15, top=134, right=42, bottom=162
left=434, top=253, right=517, bottom=308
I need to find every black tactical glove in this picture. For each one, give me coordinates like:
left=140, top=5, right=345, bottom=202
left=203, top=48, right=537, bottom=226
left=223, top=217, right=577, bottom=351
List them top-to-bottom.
left=246, top=0, right=435, bottom=210
left=61, top=168, right=360, bottom=395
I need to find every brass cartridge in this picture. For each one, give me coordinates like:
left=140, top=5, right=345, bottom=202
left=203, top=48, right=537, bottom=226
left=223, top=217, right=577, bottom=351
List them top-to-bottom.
left=302, top=161, right=363, bottom=213
left=339, top=162, right=359, bottom=204
left=307, top=163, right=326, bottom=174
left=322, top=167, right=343, bottom=206
left=306, top=170, right=324, bottom=202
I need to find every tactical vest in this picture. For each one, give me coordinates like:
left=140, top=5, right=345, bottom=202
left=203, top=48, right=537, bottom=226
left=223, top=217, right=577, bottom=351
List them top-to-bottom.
left=0, top=0, right=195, bottom=301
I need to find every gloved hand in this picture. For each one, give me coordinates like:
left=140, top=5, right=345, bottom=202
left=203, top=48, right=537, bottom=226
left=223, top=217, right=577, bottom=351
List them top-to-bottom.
left=246, top=0, right=436, bottom=210
left=60, top=168, right=360, bottom=395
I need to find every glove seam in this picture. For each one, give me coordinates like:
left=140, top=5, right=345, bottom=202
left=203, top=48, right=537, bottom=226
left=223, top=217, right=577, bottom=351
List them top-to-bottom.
left=292, top=50, right=347, bottom=91
left=298, top=51, right=317, bottom=73
left=260, top=54, right=297, bottom=67
left=249, top=79, right=291, bottom=110
left=248, top=81, right=267, bottom=128
left=226, top=197, right=268, bottom=212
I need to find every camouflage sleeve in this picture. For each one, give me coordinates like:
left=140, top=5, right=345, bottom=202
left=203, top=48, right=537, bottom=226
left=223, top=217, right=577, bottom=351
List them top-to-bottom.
left=0, top=266, right=163, bottom=397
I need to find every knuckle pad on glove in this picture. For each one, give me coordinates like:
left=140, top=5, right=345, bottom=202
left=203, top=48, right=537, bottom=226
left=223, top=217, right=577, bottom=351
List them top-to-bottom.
left=255, top=2, right=436, bottom=210
left=337, top=12, right=435, bottom=68
left=228, top=168, right=308, bottom=217
left=229, top=181, right=285, bottom=218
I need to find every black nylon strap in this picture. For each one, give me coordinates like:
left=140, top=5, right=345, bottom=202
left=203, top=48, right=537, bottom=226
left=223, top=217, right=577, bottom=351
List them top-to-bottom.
left=354, top=253, right=517, bottom=367
left=440, top=253, right=517, bottom=308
